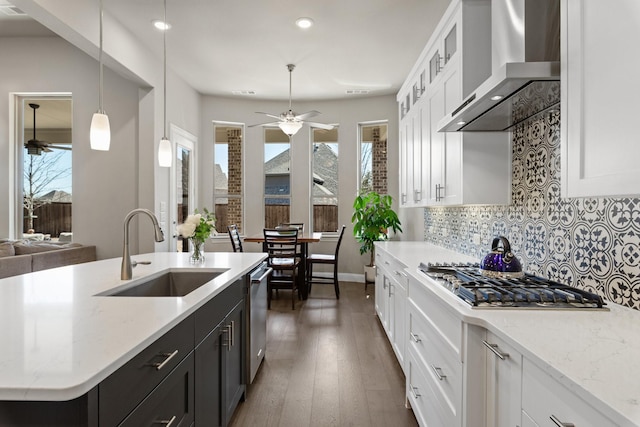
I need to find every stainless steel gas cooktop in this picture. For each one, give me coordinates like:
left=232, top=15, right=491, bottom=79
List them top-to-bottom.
left=418, top=262, right=607, bottom=310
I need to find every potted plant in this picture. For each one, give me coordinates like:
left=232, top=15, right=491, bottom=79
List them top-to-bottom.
left=351, top=191, right=402, bottom=282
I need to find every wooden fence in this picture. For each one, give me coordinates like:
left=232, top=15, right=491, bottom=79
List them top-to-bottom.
left=24, top=202, right=72, bottom=237
left=214, top=204, right=338, bottom=232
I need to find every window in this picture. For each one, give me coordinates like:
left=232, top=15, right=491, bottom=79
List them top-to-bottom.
left=21, top=97, right=72, bottom=241
left=359, top=122, right=388, bottom=194
left=213, top=124, right=243, bottom=233
left=311, top=127, right=339, bottom=232
left=264, top=128, right=290, bottom=228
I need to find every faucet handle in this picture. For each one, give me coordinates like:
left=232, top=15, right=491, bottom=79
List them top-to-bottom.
left=131, top=260, right=152, bottom=268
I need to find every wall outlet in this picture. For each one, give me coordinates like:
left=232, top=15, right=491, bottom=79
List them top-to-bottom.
left=473, top=233, right=481, bottom=245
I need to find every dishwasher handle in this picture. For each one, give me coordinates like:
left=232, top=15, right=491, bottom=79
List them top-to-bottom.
left=251, top=266, right=273, bottom=283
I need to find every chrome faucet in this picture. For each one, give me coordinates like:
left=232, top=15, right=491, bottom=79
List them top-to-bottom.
left=121, top=208, right=165, bottom=280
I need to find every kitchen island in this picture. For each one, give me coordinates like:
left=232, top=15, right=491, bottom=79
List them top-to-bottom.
left=376, top=241, right=640, bottom=427
left=0, top=251, right=266, bottom=425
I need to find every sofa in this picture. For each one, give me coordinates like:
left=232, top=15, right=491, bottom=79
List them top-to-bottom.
left=0, top=239, right=97, bottom=279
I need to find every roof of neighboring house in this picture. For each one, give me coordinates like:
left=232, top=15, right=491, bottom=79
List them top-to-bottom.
left=214, top=164, right=228, bottom=191
left=37, top=190, right=72, bottom=203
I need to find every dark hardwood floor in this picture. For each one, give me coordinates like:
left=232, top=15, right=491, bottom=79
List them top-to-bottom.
left=230, top=281, right=418, bottom=427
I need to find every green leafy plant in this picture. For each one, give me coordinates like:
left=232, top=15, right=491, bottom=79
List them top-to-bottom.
left=351, top=191, right=402, bottom=267
left=175, top=208, right=216, bottom=243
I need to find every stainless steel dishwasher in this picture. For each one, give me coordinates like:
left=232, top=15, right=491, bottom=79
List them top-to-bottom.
left=247, top=262, right=271, bottom=385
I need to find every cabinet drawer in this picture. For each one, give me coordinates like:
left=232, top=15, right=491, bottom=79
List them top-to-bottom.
left=408, top=277, right=462, bottom=355
left=408, top=300, right=462, bottom=420
left=100, top=316, right=195, bottom=427
left=407, top=346, right=458, bottom=427
left=119, top=351, right=195, bottom=427
left=522, top=358, right=616, bottom=427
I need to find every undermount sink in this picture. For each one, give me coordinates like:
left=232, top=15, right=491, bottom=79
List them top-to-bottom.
left=101, top=270, right=227, bottom=297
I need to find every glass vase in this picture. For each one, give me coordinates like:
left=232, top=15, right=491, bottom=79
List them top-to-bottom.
left=189, top=238, right=205, bottom=264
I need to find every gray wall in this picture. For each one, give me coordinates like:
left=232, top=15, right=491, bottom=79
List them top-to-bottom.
left=423, top=112, right=640, bottom=310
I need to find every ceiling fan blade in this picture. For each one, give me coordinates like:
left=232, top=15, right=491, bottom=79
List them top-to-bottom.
left=295, top=110, right=321, bottom=120
left=255, top=112, right=283, bottom=120
left=248, top=122, right=281, bottom=128
left=306, top=122, right=335, bottom=130
left=47, top=145, right=72, bottom=151
left=42, top=147, right=53, bottom=152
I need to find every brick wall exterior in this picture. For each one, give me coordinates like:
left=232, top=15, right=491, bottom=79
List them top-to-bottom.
left=372, top=126, right=387, bottom=193
left=227, top=128, right=243, bottom=231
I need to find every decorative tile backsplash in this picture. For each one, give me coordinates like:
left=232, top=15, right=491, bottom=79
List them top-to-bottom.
left=424, top=112, right=640, bottom=310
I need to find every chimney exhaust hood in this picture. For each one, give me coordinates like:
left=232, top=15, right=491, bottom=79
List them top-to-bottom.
left=439, top=0, right=560, bottom=132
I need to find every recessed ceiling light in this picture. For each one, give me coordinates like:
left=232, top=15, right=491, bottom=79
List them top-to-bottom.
left=295, top=17, right=314, bottom=29
left=152, top=20, right=171, bottom=31
left=490, top=95, right=503, bottom=101
left=457, top=121, right=466, bottom=126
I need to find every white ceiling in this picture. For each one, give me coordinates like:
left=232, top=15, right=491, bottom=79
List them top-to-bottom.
left=1, top=0, right=451, bottom=101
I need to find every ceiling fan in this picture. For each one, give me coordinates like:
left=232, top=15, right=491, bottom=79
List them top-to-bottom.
left=250, top=64, right=334, bottom=136
left=24, top=103, right=72, bottom=156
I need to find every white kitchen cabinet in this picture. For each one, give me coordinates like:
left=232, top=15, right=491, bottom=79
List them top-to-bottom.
left=398, top=0, right=510, bottom=207
left=561, top=0, right=640, bottom=197
left=375, top=248, right=408, bottom=371
left=407, top=275, right=464, bottom=427
left=484, top=332, right=522, bottom=427
left=521, top=358, right=616, bottom=427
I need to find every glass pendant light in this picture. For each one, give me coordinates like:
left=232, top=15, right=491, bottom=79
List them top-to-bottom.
left=90, top=0, right=111, bottom=151
left=158, top=0, right=172, bottom=167
left=278, top=121, right=302, bottom=136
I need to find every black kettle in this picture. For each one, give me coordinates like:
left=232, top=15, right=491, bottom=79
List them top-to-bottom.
left=480, top=236, right=524, bottom=278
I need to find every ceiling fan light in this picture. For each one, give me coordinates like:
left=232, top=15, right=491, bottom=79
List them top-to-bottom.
left=90, top=112, right=111, bottom=151
left=279, top=121, right=302, bottom=136
left=158, top=137, right=172, bottom=167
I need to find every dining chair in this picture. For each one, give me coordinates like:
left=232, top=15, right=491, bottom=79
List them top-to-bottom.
left=227, top=224, right=243, bottom=252
left=306, top=225, right=346, bottom=299
left=264, top=227, right=301, bottom=310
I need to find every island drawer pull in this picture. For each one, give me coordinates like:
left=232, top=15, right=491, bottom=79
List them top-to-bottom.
left=230, top=320, right=235, bottom=348
left=410, top=332, right=421, bottom=343
left=483, top=340, right=509, bottom=360
left=148, top=350, right=179, bottom=371
left=431, top=364, right=446, bottom=381
left=154, top=415, right=177, bottom=426
left=550, top=415, right=575, bottom=427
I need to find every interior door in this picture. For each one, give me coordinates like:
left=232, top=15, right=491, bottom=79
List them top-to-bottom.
left=169, top=125, right=196, bottom=252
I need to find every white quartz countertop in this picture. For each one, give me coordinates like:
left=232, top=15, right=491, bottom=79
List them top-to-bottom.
left=376, top=241, right=640, bottom=427
left=0, top=251, right=266, bottom=401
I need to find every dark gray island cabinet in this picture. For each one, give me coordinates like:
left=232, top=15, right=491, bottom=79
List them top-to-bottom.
left=0, top=277, right=246, bottom=427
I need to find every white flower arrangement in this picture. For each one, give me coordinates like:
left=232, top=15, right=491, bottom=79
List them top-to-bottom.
left=176, top=208, right=216, bottom=241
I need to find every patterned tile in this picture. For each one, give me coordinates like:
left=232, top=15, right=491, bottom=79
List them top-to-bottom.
left=423, top=113, right=640, bottom=310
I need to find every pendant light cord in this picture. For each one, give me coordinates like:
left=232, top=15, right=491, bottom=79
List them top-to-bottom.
left=98, top=0, right=104, bottom=113
left=163, top=0, right=167, bottom=139
left=288, top=64, right=293, bottom=111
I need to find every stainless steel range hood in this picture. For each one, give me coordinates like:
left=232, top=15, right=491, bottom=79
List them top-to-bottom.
left=439, top=0, right=560, bottom=132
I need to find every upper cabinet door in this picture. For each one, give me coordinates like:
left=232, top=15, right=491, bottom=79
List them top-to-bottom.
left=562, top=0, right=640, bottom=197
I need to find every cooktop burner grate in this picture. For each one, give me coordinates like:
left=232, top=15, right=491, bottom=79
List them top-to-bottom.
left=418, top=262, right=607, bottom=309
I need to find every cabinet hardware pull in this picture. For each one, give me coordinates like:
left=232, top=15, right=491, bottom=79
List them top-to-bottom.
left=384, top=260, right=390, bottom=265
left=230, top=320, right=235, bottom=348
left=225, top=324, right=233, bottom=352
left=410, top=332, right=421, bottom=343
left=482, top=340, right=510, bottom=360
left=148, top=350, right=179, bottom=371
left=431, top=364, right=446, bottom=380
left=409, top=383, right=421, bottom=399
left=154, top=415, right=177, bottom=426
left=550, top=415, right=575, bottom=427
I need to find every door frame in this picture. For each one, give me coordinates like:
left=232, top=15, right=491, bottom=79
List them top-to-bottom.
left=169, top=124, right=197, bottom=251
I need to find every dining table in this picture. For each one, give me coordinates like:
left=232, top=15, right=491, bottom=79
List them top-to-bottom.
left=244, top=231, right=322, bottom=300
